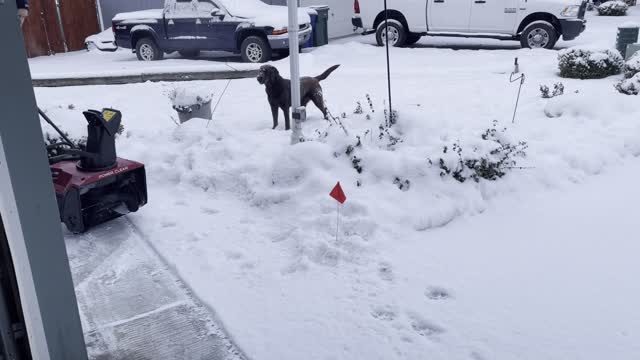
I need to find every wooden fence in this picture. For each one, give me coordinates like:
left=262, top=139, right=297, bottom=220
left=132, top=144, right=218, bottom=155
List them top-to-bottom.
left=21, top=0, right=100, bottom=58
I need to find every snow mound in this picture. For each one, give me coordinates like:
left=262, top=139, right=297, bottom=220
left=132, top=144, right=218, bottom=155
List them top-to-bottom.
left=625, top=51, right=640, bottom=78
left=616, top=73, right=640, bottom=95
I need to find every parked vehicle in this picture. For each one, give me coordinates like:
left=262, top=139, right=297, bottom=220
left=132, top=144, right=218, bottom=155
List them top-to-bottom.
left=112, top=0, right=312, bottom=63
left=352, top=0, right=587, bottom=49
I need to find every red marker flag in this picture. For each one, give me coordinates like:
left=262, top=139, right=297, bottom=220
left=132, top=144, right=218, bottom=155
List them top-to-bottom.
left=330, top=182, right=347, bottom=204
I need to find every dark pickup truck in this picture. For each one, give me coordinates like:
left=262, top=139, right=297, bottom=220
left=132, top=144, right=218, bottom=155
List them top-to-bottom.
left=112, top=0, right=312, bottom=63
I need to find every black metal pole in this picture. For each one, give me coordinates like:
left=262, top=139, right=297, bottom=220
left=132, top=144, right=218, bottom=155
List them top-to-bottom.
left=383, top=0, right=393, bottom=127
left=38, top=108, right=75, bottom=147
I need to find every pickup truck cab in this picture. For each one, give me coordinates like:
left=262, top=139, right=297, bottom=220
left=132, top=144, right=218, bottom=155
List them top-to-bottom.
left=112, top=0, right=312, bottom=63
left=352, top=0, right=587, bottom=49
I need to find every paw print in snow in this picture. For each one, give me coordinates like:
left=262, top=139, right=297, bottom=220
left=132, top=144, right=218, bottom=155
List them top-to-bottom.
left=425, top=286, right=453, bottom=301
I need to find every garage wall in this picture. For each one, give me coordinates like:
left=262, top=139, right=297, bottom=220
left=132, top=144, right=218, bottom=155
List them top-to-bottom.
left=98, top=0, right=164, bottom=30
left=99, top=0, right=354, bottom=39
left=268, top=0, right=355, bottom=38
left=300, top=0, right=354, bottom=39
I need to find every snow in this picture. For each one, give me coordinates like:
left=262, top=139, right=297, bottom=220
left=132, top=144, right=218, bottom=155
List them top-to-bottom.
left=159, top=0, right=310, bottom=27
left=217, top=0, right=311, bottom=27
left=33, top=7, right=640, bottom=360
left=112, top=9, right=163, bottom=22
left=619, top=21, right=640, bottom=27
left=85, top=29, right=115, bottom=46
left=28, top=49, right=259, bottom=80
left=626, top=51, right=640, bottom=76
left=616, top=72, right=640, bottom=94
left=167, top=84, right=214, bottom=106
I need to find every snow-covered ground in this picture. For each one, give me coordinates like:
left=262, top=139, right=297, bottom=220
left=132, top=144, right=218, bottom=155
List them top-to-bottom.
left=29, top=6, right=633, bottom=80
left=34, top=7, right=640, bottom=360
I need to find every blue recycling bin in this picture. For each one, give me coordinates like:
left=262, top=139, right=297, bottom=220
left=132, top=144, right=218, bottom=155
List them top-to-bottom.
left=303, top=6, right=330, bottom=48
left=303, top=10, right=319, bottom=48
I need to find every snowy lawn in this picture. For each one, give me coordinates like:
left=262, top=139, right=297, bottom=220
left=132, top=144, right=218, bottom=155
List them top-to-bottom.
left=36, top=7, right=640, bottom=360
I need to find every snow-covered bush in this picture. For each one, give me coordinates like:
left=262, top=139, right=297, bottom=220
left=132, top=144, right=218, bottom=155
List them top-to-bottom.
left=597, top=1, right=629, bottom=16
left=558, top=47, right=624, bottom=79
left=624, top=52, right=640, bottom=78
left=615, top=73, right=640, bottom=95
left=540, top=82, right=565, bottom=98
left=167, top=86, right=213, bottom=113
left=318, top=94, right=408, bottom=180
left=428, top=121, right=528, bottom=183
left=45, top=132, right=86, bottom=158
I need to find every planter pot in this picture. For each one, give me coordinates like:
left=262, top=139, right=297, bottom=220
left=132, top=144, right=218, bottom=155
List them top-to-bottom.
left=172, top=100, right=212, bottom=124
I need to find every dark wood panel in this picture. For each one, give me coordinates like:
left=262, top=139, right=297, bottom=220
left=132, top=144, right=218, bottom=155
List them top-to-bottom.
left=21, top=0, right=66, bottom=57
left=59, top=0, right=100, bottom=51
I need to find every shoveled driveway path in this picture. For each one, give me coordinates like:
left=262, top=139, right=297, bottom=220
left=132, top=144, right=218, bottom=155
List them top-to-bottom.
left=65, top=218, right=247, bottom=360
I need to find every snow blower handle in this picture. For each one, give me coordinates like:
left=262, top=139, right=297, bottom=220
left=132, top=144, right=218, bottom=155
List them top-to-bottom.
left=38, top=107, right=77, bottom=148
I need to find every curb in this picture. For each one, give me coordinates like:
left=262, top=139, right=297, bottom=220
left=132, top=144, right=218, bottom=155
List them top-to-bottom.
left=32, top=69, right=259, bottom=87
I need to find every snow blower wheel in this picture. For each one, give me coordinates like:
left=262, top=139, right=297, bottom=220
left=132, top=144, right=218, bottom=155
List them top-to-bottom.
left=41, top=108, right=148, bottom=234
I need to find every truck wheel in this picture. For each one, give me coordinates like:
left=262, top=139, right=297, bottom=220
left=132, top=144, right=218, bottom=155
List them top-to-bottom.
left=376, top=20, right=407, bottom=47
left=520, top=21, right=558, bottom=49
left=405, top=33, right=422, bottom=46
left=241, top=36, right=272, bottom=63
left=136, top=37, right=163, bottom=61
left=179, top=50, right=200, bottom=58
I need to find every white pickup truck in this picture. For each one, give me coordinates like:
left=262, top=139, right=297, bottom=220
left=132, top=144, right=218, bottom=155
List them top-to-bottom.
left=352, top=0, right=587, bottom=49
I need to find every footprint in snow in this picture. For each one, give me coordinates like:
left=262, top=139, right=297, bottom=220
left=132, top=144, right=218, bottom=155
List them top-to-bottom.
left=201, top=207, right=219, bottom=215
left=160, top=220, right=177, bottom=228
left=225, top=251, right=244, bottom=260
left=377, top=262, right=394, bottom=282
left=425, top=286, right=453, bottom=301
left=371, top=306, right=397, bottom=321
left=408, top=313, right=445, bottom=337
left=470, top=351, right=487, bottom=360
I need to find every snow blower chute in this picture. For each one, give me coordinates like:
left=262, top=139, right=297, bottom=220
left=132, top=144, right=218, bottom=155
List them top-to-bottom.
left=40, top=108, right=148, bottom=233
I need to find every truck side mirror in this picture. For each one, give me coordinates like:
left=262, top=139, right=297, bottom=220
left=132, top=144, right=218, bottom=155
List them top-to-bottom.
left=211, top=8, right=224, bottom=19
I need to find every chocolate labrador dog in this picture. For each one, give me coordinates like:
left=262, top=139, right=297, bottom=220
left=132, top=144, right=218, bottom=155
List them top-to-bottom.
left=257, top=64, right=340, bottom=130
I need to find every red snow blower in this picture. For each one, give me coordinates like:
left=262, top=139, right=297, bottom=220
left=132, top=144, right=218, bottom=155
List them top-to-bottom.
left=40, top=108, right=148, bottom=233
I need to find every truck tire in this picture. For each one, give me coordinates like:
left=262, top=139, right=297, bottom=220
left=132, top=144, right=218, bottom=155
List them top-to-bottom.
left=376, top=20, right=407, bottom=47
left=520, top=21, right=558, bottom=49
left=405, top=33, right=422, bottom=46
left=241, top=36, right=272, bottom=63
left=136, top=37, right=164, bottom=61
left=179, top=50, right=200, bottom=58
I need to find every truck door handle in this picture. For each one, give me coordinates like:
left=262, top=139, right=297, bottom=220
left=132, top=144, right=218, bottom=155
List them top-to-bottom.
left=434, top=0, right=444, bottom=3
left=474, top=0, right=486, bottom=3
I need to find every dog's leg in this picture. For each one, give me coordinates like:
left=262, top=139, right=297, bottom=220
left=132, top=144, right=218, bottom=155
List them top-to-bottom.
left=311, top=90, right=328, bottom=120
left=270, top=103, right=279, bottom=129
left=284, top=106, right=291, bottom=131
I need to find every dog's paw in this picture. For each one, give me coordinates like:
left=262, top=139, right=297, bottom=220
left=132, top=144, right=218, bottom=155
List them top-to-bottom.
left=272, top=125, right=278, bottom=130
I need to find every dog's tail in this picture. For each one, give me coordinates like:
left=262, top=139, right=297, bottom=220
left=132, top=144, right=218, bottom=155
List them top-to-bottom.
left=315, top=65, right=340, bottom=81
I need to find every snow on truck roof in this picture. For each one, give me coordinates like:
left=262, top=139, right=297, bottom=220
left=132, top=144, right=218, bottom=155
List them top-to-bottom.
left=113, top=0, right=309, bottom=28
left=209, top=0, right=311, bottom=27
left=112, top=9, right=163, bottom=21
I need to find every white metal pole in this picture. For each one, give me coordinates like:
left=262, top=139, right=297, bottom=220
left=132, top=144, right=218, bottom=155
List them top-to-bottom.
left=96, top=0, right=105, bottom=31
left=288, top=0, right=304, bottom=144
